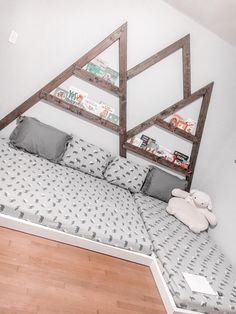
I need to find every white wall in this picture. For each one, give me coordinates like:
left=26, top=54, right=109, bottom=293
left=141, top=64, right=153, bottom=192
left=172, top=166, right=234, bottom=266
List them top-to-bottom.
left=0, top=0, right=236, bottom=266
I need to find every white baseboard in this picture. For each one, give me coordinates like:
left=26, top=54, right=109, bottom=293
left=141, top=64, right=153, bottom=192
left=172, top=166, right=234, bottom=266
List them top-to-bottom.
left=0, top=213, right=202, bottom=314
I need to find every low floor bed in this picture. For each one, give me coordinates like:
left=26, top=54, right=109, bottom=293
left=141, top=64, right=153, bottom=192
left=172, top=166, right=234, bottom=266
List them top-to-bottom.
left=0, top=137, right=236, bottom=314
left=0, top=138, right=152, bottom=255
left=134, top=193, right=236, bottom=314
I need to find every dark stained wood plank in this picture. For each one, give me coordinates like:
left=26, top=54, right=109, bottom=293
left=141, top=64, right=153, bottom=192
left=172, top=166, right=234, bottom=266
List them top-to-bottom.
left=0, top=23, right=126, bottom=130
left=119, top=23, right=128, bottom=157
left=182, top=34, right=191, bottom=98
left=127, top=35, right=188, bottom=80
left=73, top=67, right=121, bottom=97
left=187, top=82, right=214, bottom=190
left=40, top=92, right=123, bottom=134
left=124, top=142, right=190, bottom=175
left=0, top=227, right=166, bottom=314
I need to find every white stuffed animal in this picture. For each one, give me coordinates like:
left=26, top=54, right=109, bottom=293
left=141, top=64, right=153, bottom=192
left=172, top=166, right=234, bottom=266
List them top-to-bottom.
left=166, top=189, right=217, bottom=233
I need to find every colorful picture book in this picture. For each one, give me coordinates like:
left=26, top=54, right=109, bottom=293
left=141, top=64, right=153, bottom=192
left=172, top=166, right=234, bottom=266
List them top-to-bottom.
left=85, top=57, right=119, bottom=85
left=85, top=58, right=108, bottom=78
left=102, top=67, right=119, bottom=85
left=54, top=86, right=119, bottom=125
left=54, top=87, right=88, bottom=106
left=82, top=98, right=100, bottom=114
left=169, top=114, right=196, bottom=135
left=140, top=135, right=156, bottom=149
left=173, top=150, right=190, bottom=169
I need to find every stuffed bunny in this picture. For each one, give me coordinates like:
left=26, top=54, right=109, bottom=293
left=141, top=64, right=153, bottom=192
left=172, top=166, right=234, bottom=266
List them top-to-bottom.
left=166, top=188, right=217, bottom=233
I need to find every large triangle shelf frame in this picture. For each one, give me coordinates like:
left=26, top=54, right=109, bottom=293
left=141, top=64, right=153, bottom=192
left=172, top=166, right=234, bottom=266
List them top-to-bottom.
left=0, top=23, right=213, bottom=190
left=0, top=23, right=127, bottom=156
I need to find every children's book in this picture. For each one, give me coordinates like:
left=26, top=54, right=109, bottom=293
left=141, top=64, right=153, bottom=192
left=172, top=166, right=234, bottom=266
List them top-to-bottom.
left=85, top=58, right=108, bottom=77
left=103, top=67, right=119, bottom=85
left=67, top=86, right=88, bottom=105
left=54, top=87, right=68, bottom=101
left=83, top=98, right=100, bottom=114
left=98, top=102, right=115, bottom=119
left=107, top=112, right=119, bottom=124
left=140, top=135, right=156, bottom=149
left=128, top=136, right=143, bottom=147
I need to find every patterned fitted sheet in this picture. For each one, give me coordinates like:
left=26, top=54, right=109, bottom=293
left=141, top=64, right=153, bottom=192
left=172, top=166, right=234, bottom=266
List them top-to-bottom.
left=0, top=138, right=152, bottom=255
left=134, top=193, right=236, bottom=314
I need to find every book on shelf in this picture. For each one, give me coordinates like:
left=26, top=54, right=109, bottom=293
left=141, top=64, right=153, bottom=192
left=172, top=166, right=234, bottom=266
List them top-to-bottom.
left=85, top=57, right=108, bottom=78
left=85, top=57, right=119, bottom=85
left=102, top=67, right=119, bottom=85
left=54, top=86, right=88, bottom=106
left=68, top=86, right=88, bottom=105
left=54, top=87, right=68, bottom=101
left=82, top=98, right=100, bottom=115
left=82, top=99, right=119, bottom=124
left=97, top=102, right=114, bottom=119
left=106, top=112, right=119, bottom=124
left=169, top=114, right=196, bottom=135
left=140, top=135, right=156, bottom=148
left=128, top=136, right=143, bottom=147
left=156, top=145, right=175, bottom=162
left=174, top=150, right=189, bottom=169
left=174, top=151, right=189, bottom=162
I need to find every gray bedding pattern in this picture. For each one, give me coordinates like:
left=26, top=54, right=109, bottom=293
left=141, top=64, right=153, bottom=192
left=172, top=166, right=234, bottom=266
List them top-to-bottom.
left=61, top=136, right=112, bottom=179
left=0, top=138, right=152, bottom=255
left=134, top=193, right=236, bottom=314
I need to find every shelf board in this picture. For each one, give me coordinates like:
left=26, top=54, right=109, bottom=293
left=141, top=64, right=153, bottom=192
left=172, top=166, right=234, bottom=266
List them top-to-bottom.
left=73, top=67, right=120, bottom=97
left=40, top=92, right=123, bottom=134
left=155, top=118, right=198, bottom=143
left=123, top=142, right=191, bottom=175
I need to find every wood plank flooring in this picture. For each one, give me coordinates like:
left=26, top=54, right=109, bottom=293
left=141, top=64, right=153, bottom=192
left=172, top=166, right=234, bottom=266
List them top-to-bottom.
left=0, top=227, right=166, bottom=314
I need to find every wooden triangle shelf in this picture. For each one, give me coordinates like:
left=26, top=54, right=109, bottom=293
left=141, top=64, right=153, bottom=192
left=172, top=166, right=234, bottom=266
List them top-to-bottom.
left=0, top=22, right=213, bottom=190
left=0, top=23, right=127, bottom=157
left=124, top=34, right=214, bottom=190
left=40, top=91, right=123, bottom=134
left=123, top=142, right=191, bottom=175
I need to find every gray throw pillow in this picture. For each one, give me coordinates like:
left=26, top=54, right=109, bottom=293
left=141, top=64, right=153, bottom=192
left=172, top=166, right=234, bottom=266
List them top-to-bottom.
left=9, top=116, right=71, bottom=163
left=61, top=136, right=112, bottom=179
left=104, top=156, right=149, bottom=192
left=142, top=166, right=187, bottom=202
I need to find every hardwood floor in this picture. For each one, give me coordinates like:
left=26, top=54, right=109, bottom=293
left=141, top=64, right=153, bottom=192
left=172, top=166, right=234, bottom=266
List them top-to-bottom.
left=0, top=227, right=166, bottom=314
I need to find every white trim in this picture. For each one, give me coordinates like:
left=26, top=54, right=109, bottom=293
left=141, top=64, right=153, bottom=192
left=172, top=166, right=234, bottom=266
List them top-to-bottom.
left=0, top=214, right=202, bottom=314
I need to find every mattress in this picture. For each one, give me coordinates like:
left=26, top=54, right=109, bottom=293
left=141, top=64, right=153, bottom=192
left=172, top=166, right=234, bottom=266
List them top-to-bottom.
left=0, top=138, right=152, bottom=255
left=134, top=193, right=236, bottom=314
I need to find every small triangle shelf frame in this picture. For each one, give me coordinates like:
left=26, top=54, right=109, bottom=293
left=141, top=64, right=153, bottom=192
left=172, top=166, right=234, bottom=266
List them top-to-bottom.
left=0, top=23, right=127, bottom=156
left=124, top=35, right=214, bottom=190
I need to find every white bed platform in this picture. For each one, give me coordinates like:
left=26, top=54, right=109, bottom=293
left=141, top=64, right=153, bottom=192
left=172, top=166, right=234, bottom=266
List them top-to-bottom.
left=0, top=213, right=202, bottom=314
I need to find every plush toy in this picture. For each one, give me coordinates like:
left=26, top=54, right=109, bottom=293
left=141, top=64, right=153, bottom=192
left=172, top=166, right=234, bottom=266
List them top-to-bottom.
left=166, top=189, right=217, bottom=233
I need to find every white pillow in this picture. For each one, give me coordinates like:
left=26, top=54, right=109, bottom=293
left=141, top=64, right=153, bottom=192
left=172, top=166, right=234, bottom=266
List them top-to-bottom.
left=61, top=136, right=112, bottom=179
left=104, top=156, right=149, bottom=192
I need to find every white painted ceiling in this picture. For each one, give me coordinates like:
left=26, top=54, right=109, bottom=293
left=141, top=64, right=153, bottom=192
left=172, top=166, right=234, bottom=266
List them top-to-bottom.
left=165, top=0, right=236, bottom=46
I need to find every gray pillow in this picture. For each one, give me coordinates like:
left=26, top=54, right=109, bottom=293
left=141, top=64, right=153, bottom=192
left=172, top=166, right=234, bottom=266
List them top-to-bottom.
left=9, top=116, right=71, bottom=163
left=61, top=136, right=112, bottom=179
left=104, top=156, right=149, bottom=192
left=142, top=166, right=187, bottom=202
